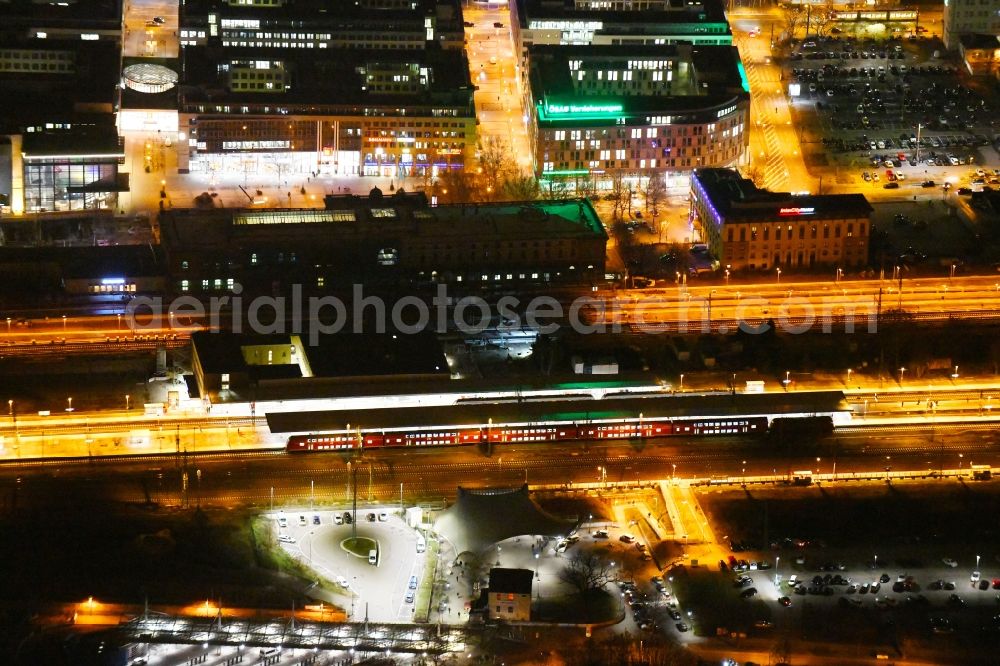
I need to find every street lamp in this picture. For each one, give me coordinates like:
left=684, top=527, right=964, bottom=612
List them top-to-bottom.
left=724, top=266, right=731, bottom=286
left=776, top=267, right=781, bottom=283
left=835, top=267, right=843, bottom=283
left=62, top=315, right=67, bottom=331
left=951, top=365, right=959, bottom=380
left=898, top=367, right=906, bottom=385
left=782, top=371, right=791, bottom=391
left=679, top=374, right=684, bottom=391
left=125, top=394, right=130, bottom=411
left=66, top=397, right=74, bottom=412
left=741, top=460, right=747, bottom=485
left=774, top=556, right=780, bottom=585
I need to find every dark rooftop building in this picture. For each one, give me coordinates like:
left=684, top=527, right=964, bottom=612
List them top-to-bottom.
left=0, top=0, right=123, bottom=41
left=691, top=168, right=872, bottom=271
left=158, top=193, right=608, bottom=295
left=190, top=329, right=449, bottom=401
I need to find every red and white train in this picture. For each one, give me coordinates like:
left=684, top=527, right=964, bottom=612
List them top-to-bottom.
left=286, top=416, right=769, bottom=452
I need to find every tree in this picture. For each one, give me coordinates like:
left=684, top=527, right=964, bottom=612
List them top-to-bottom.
left=813, top=0, right=838, bottom=38
left=779, top=5, right=803, bottom=43
left=478, top=136, right=517, bottom=202
left=741, top=163, right=767, bottom=189
left=432, top=169, right=477, bottom=204
left=608, top=170, right=630, bottom=221
left=575, top=172, right=597, bottom=200
left=502, top=174, right=540, bottom=201
left=642, top=174, right=668, bottom=217
left=559, top=552, right=614, bottom=597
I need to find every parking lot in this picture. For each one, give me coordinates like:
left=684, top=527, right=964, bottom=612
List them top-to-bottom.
left=785, top=34, right=1000, bottom=197
left=685, top=481, right=1000, bottom=660
left=270, top=508, right=426, bottom=623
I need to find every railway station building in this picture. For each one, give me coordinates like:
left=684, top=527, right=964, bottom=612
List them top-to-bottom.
left=691, top=168, right=872, bottom=272
left=158, top=191, right=608, bottom=295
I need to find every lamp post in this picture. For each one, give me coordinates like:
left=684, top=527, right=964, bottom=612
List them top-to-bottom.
left=725, top=265, right=731, bottom=286
left=776, top=267, right=781, bottom=283
left=835, top=267, right=843, bottom=283
left=951, top=365, right=959, bottom=380
left=898, top=367, right=906, bottom=386
left=847, top=368, right=853, bottom=386
left=782, top=371, right=791, bottom=391
left=679, top=374, right=684, bottom=391
left=125, top=394, right=130, bottom=411
left=66, top=397, right=74, bottom=412
left=741, top=460, right=747, bottom=485
left=774, top=556, right=780, bottom=585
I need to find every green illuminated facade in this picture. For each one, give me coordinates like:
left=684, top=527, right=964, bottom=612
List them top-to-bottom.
left=527, top=44, right=750, bottom=182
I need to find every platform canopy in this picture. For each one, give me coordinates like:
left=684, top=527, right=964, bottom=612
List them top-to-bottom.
left=433, top=485, right=575, bottom=557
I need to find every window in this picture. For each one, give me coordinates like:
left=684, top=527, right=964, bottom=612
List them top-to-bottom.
left=251, top=253, right=258, bottom=264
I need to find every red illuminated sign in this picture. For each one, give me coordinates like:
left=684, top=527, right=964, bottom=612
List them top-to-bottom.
left=778, top=207, right=815, bottom=216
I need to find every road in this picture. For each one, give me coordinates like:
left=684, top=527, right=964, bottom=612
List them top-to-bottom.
left=462, top=5, right=533, bottom=175
left=730, top=8, right=814, bottom=193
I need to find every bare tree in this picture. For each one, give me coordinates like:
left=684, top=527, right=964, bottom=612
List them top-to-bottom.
left=814, top=0, right=838, bottom=37
left=779, top=5, right=803, bottom=43
left=477, top=136, right=517, bottom=202
left=741, top=163, right=767, bottom=188
left=433, top=169, right=477, bottom=204
left=608, top=170, right=630, bottom=221
left=575, top=172, right=597, bottom=200
left=502, top=174, right=540, bottom=201
left=642, top=174, right=668, bottom=217
left=543, top=179, right=572, bottom=200
left=559, top=552, right=614, bottom=597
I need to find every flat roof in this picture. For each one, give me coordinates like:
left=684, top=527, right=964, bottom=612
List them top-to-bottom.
left=0, top=0, right=122, bottom=33
left=181, top=0, right=460, bottom=22
left=516, top=0, right=728, bottom=26
left=0, top=39, right=120, bottom=129
left=529, top=44, right=747, bottom=125
left=179, top=45, right=473, bottom=108
left=21, top=119, right=122, bottom=157
left=693, top=169, right=873, bottom=222
left=160, top=197, right=607, bottom=248
left=266, top=390, right=849, bottom=432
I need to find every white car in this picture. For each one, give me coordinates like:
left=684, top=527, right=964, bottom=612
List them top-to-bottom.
left=378, top=511, right=389, bottom=522
left=334, top=514, right=344, bottom=525
left=299, top=515, right=307, bottom=526
left=277, top=516, right=287, bottom=528
left=278, top=534, right=295, bottom=544
left=942, top=558, right=958, bottom=568
left=971, top=571, right=981, bottom=583
left=337, top=576, right=350, bottom=588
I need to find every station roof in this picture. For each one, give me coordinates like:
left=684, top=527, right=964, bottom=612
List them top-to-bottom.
left=693, top=168, right=873, bottom=223
left=265, top=389, right=848, bottom=433
left=434, top=485, right=575, bottom=555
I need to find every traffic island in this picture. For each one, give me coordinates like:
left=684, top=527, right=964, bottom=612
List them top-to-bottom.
left=340, top=536, right=377, bottom=559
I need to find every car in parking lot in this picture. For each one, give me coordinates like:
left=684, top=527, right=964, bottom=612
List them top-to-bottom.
left=921, top=180, right=936, bottom=188
left=884, top=182, right=899, bottom=189
left=343, top=511, right=353, bottom=524
left=378, top=511, right=388, bottom=522
left=334, top=514, right=344, bottom=525
left=277, top=515, right=287, bottom=529
left=298, top=515, right=307, bottom=526
left=312, top=515, right=321, bottom=525
left=593, top=529, right=609, bottom=539
left=278, top=534, right=295, bottom=544
left=619, top=534, right=635, bottom=543
left=409, top=575, right=419, bottom=590
left=740, top=587, right=758, bottom=599
left=405, top=591, right=415, bottom=603
left=779, top=596, right=792, bottom=607
left=676, top=622, right=690, bottom=632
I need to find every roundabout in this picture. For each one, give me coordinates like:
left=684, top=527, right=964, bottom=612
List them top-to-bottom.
left=340, top=536, right=378, bottom=559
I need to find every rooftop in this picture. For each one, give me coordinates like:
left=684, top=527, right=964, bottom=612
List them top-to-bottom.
left=0, top=0, right=122, bottom=34
left=181, top=0, right=461, bottom=23
left=516, top=0, right=728, bottom=26
left=959, top=33, right=1000, bottom=50
left=0, top=38, right=120, bottom=129
left=529, top=43, right=747, bottom=125
left=178, top=45, right=473, bottom=108
left=693, top=168, right=873, bottom=222
left=160, top=195, right=607, bottom=247
left=488, top=568, right=535, bottom=595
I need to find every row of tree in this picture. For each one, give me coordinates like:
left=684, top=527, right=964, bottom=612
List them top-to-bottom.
left=426, top=137, right=670, bottom=218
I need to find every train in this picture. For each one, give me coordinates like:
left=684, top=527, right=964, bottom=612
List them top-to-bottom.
left=284, top=415, right=799, bottom=452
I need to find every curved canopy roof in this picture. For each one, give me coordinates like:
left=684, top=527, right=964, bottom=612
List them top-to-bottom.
left=433, top=485, right=575, bottom=556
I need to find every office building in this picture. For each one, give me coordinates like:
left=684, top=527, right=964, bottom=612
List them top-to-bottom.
left=179, top=0, right=465, bottom=51
left=511, top=0, right=732, bottom=55
left=943, top=0, right=1000, bottom=50
left=528, top=44, right=749, bottom=184
left=174, top=45, right=476, bottom=178
left=691, top=168, right=871, bottom=271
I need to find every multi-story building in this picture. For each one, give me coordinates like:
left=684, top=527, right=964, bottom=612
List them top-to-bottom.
left=179, top=0, right=465, bottom=51
left=511, top=0, right=732, bottom=56
left=943, top=0, right=1000, bottom=50
left=959, top=33, right=1000, bottom=77
left=0, top=36, right=127, bottom=216
left=528, top=44, right=749, bottom=185
left=175, top=45, right=476, bottom=178
left=691, top=168, right=871, bottom=272
left=158, top=191, right=608, bottom=294
left=487, top=568, right=533, bottom=622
